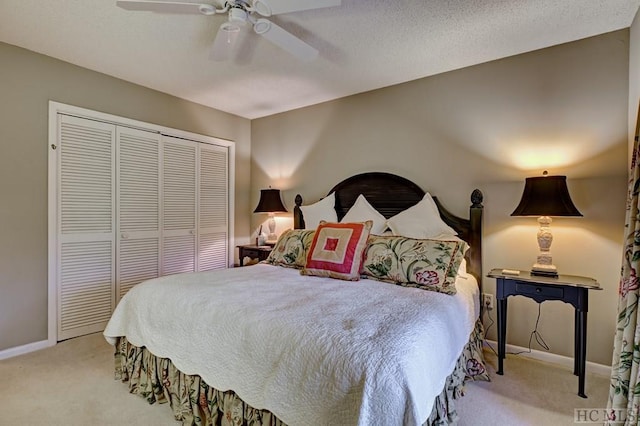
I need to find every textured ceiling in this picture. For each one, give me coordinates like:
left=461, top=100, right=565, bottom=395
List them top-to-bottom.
left=1, top=0, right=639, bottom=119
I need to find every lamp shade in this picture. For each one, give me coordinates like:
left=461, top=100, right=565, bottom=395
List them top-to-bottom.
left=511, top=175, right=582, bottom=217
left=253, top=188, right=287, bottom=213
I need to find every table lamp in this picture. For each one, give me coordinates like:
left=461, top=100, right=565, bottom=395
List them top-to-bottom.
left=511, top=171, right=582, bottom=277
left=253, top=187, right=287, bottom=243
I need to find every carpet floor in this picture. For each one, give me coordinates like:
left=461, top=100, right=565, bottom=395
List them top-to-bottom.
left=0, top=333, right=610, bottom=425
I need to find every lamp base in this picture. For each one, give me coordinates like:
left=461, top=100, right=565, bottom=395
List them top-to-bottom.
left=267, top=216, right=278, bottom=243
left=531, top=264, right=558, bottom=278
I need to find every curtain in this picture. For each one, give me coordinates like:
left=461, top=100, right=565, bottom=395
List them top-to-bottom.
left=606, top=133, right=640, bottom=425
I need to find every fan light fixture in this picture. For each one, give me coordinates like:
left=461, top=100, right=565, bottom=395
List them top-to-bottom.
left=116, top=0, right=341, bottom=62
left=219, top=7, right=247, bottom=36
left=228, top=7, right=248, bottom=25
left=220, top=22, right=241, bottom=45
left=511, top=171, right=582, bottom=277
left=254, top=187, right=287, bottom=243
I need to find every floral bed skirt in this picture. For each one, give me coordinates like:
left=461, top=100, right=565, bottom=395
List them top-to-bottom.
left=113, top=320, right=489, bottom=426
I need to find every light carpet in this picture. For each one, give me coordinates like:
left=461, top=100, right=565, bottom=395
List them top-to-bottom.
left=0, top=333, right=610, bottom=425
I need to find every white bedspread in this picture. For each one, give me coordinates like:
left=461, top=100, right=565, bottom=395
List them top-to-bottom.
left=104, top=263, right=479, bottom=426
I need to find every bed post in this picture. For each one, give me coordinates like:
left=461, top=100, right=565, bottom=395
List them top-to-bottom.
left=468, top=189, right=484, bottom=287
left=294, top=194, right=304, bottom=229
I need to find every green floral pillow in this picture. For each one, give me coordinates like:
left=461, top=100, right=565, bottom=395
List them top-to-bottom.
left=264, top=229, right=315, bottom=269
left=361, top=235, right=468, bottom=295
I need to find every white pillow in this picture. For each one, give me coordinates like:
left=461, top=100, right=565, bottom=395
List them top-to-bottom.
left=300, top=192, right=338, bottom=230
left=385, top=193, right=457, bottom=238
left=340, top=194, right=387, bottom=235
left=458, top=258, right=467, bottom=277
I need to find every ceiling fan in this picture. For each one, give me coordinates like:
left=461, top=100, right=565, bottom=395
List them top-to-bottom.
left=116, top=0, right=341, bottom=62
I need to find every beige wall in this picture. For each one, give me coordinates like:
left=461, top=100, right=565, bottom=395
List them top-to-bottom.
left=1, top=27, right=632, bottom=365
left=251, top=30, right=629, bottom=366
left=0, top=42, right=251, bottom=352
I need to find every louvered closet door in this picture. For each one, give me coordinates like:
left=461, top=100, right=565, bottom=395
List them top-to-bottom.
left=57, top=115, right=116, bottom=340
left=116, top=127, right=161, bottom=301
left=162, top=136, right=197, bottom=275
left=199, top=143, right=229, bottom=271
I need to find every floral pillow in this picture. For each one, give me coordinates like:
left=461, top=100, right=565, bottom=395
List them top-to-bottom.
left=301, top=221, right=372, bottom=281
left=264, top=229, right=315, bottom=269
left=360, top=235, right=468, bottom=295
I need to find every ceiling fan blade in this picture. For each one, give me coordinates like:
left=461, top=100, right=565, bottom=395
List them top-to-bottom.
left=116, top=0, right=217, bottom=15
left=251, top=0, right=340, bottom=17
left=253, top=19, right=318, bottom=61
left=210, top=22, right=243, bottom=61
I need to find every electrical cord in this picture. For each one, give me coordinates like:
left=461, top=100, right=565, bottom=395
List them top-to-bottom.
left=482, top=300, right=549, bottom=356
left=510, top=302, right=550, bottom=355
left=482, top=305, right=499, bottom=357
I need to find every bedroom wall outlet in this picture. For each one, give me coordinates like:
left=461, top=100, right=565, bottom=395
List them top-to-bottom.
left=482, top=293, right=494, bottom=311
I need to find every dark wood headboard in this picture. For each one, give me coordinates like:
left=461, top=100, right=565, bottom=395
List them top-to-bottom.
left=292, top=172, right=484, bottom=285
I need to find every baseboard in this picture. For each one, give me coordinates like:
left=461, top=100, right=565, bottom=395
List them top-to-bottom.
left=0, top=339, right=55, bottom=361
left=486, top=339, right=611, bottom=378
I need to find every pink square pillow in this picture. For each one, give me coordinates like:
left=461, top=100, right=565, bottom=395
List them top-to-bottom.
left=301, top=220, right=373, bottom=281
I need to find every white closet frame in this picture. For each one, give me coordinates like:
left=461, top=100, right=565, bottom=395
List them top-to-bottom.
left=47, top=101, right=235, bottom=344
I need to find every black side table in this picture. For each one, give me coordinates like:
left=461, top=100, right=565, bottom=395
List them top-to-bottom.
left=237, top=244, right=274, bottom=266
left=487, top=268, right=601, bottom=398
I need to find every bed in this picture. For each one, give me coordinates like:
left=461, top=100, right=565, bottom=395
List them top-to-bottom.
left=104, top=172, right=488, bottom=426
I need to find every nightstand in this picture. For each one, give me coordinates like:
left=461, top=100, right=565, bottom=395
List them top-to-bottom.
left=237, top=244, right=274, bottom=266
left=487, top=268, right=602, bottom=398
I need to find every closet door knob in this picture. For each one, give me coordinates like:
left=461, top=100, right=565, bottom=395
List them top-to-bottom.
left=189, top=229, right=196, bottom=235
left=121, top=233, right=129, bottom=240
